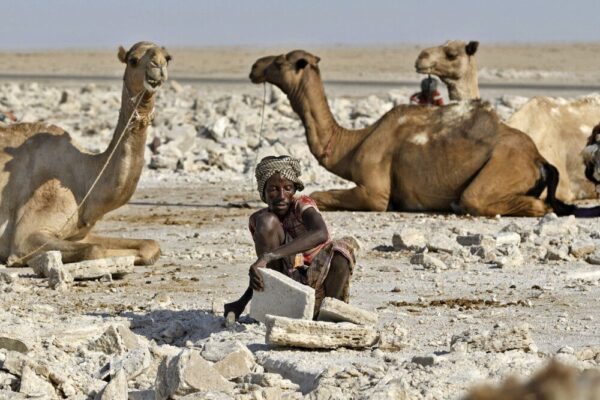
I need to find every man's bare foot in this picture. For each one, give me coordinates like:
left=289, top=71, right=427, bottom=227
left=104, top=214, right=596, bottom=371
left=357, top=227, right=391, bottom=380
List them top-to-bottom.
left=224, top=300, right=246, bottom=321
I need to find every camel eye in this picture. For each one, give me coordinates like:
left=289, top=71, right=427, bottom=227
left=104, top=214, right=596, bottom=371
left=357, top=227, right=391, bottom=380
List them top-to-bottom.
left=445, top=50, right=458, bottom=60
left=165, top=55, right=172, bottom=63
left=129, top=57, right=139, bottom=67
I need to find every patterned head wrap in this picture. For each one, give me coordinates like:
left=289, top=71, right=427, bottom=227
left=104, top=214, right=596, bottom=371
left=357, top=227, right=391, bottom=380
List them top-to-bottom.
left=255, top=156, right=305, bottom=202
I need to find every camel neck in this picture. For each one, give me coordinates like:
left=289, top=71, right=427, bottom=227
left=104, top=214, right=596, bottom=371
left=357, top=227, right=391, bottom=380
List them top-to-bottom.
left=444, top=60, right=480, bottom=101
left=286, top=71, right=366, bottom=180
left=89, top=84, right=155, bottom=214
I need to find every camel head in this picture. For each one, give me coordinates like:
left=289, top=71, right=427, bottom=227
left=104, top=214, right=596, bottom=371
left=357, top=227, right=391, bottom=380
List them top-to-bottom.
left=415, top=40, right=478, bottom=81
left=118, top=41, right=172, bottom=95
left=249, top=50, right=321, bottom=93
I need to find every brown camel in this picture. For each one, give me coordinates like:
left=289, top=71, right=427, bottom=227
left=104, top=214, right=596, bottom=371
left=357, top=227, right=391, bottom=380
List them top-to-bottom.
left=415, top=40, right=599, bottom=201
left=0, top=42, right=171, bottom=266
left=249, top=50, right=572, bottom=216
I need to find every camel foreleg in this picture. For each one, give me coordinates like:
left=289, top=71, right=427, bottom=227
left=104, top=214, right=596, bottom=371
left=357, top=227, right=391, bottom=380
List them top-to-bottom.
left=310, top=186, right=390, bottom=211
left=11, top=232, right=111, bottom=266
left=81, top=234, right=160, bottom=265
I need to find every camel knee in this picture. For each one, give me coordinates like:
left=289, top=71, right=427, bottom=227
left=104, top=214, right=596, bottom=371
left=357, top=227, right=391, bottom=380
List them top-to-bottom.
left=459, top=195, right=487, bottom=216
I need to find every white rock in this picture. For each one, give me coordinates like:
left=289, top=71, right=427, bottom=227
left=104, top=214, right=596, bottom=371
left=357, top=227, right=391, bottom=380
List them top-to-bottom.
left=392, top=228, right=426, bottom=251
left=495, top=232, right=521, bottom=246
left=28, top=250, right=62, bottom=277
left=410, top=253, right=447, bottom=270
left=250, top=268, right=315, bottom=323
left=317, top=297, right=378, bottom=325
left=265, top=315, right=379, bottom=349
left=214, top=348, right=255, bottom=380
left=154, top=349, right=234, bottom=399
left=19, top=365, right=56, bottom=398
left=96, top=369, right=127, bottom=400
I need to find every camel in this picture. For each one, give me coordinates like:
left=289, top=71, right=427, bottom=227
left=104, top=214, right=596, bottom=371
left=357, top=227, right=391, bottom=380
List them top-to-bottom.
left=415, top=40, right=600, bottom=201
left=0, top=41, right=171, bottom=266
left=249, top=50, right=573, bottom=216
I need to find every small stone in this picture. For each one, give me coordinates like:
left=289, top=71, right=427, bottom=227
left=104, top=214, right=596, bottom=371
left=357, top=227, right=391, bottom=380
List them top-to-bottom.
left=535, top=214, right=578, bottom=236
left=392, top=228, right=426, bottom=251
left=495, top=232, right=521, bottom=247
left=426, top=233, right=461, bottom=254
left=457, top=234, right=484, bottom=246
left=570, top=241, right=597, bottom=258
left=494, top=248, right=524, bottom=269
left=28, top=251, right=62, bottom=277
left=587, top=252, right=600, bottom=265
left=410, top=253, right=447, bottom=270
left=48, top=262, right=73, bottom=290
left=249, top=268, right=315, bottom=323
left=0, top=270, right=18, bottom=284
left=317, top=297, right=378, bottom=325
left=450, top=324, right=535, bottom=353
left=89, top=325, right=142, bottom=355
left=0, top=337, right=29, bottom=354
left=201, top=341, right=250, bottom=363
left=108, top=347, right=151, bottom=380
left=214, top=348, right=255, bottom=380
left=154, top=349, right=234, bottom=399
left=411, top=355, right=435, bottom=367
left=19, top=365, right=56, bottom=398
left=96, top=369, right=128, bottom=400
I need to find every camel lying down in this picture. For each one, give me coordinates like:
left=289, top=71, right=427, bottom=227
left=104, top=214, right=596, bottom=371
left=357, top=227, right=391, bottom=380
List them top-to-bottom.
left=415, top=40, right=599, bottom=202
left=0, top=42, right=171, bottom=266
left=250, top=50, right=577, bottom=217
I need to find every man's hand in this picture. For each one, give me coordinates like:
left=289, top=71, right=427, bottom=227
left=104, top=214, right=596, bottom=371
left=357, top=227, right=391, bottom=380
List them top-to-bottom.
left=249, top=255, right=268, bottom=291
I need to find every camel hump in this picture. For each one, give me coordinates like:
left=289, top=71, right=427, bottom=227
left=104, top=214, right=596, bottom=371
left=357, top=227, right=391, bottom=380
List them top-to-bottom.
left=0, top=122, right=68, bottom=147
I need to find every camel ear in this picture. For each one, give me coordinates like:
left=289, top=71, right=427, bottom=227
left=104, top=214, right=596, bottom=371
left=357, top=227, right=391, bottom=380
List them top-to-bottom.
left=466, top=41, right=479, bottom=56
left=118, top=46, right=128, bottom=64
left=162, top=47, right=172, bottom=63
left=295, top=58, right=309, bottom=70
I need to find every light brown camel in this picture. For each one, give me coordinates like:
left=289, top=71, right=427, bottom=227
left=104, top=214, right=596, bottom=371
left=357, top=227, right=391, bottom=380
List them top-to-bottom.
left=415, top=40, right=599, bottom=201
left=0, top=41, right=171, bottom=266
left=249, top=50, right=573, bottom=216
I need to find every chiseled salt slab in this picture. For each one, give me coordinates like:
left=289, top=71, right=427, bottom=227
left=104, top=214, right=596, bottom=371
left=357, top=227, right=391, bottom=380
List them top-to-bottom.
left=250, top=268, right=315, bottom=323
left=265, top=315, right=379, bottom=349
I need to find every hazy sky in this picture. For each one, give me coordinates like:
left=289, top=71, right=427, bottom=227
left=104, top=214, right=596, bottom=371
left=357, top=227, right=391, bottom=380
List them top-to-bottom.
left=0, top=0, right=598, bottom=50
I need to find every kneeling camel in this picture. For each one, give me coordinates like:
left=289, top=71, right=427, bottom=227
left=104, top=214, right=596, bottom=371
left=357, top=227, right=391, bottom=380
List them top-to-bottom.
left=415, top=40, right=599, bottom=201
left=0, top=42, right=171, bottom=266
left=250, top=50, right=572, bottom=216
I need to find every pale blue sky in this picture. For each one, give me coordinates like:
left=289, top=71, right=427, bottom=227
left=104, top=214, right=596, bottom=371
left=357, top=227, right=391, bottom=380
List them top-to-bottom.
left=0, top=1, right=598, bottom=50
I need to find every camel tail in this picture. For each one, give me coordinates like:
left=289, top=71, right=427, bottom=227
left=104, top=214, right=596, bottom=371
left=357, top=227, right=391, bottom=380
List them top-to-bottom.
left=542, top=162, right=577, bottom=216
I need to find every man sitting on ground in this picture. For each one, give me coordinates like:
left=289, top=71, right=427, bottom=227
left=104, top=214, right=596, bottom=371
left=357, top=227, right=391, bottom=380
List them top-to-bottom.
left=410, top=76, right=444, bottom=106
left=224, top=155, right=359, bottom=320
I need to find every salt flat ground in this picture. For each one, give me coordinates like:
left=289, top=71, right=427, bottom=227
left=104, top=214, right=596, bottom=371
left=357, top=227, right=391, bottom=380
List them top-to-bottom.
left=0, top=44, right=599, bottom=398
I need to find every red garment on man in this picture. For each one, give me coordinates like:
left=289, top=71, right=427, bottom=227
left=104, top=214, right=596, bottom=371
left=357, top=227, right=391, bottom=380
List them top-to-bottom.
left=410, top=90, right=444, bottom=106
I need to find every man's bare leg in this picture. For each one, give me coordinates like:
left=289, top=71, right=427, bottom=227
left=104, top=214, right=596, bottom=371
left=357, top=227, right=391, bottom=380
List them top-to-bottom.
left=224, top=212, right=285, bottom=320
left=322, top=253, right=351, bottom=300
